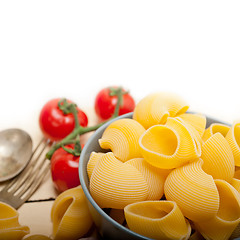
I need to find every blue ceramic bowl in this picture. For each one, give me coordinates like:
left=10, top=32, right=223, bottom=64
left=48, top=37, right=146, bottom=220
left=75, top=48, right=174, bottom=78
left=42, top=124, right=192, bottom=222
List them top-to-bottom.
left=79, top=112, right=226, bottom=240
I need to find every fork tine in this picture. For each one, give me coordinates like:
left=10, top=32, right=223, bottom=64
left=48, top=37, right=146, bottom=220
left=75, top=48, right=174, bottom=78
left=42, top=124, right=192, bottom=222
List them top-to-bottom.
left=0, top=137, right=53, bottom=209
left=2, top=138, right=51, bottom=193
left=15, top=160, right=50, bottom=199
left=20, top=162, right=50, bottom=203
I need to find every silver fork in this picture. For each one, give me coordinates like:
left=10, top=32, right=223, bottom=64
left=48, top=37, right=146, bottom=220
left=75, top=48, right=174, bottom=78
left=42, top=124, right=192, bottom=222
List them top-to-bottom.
left=0, top=138, right=52, bottom=209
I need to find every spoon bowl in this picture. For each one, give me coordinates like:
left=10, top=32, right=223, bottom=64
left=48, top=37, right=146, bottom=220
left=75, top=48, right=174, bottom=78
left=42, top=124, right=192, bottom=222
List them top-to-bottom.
left=0, top=128, right=33, bottom=182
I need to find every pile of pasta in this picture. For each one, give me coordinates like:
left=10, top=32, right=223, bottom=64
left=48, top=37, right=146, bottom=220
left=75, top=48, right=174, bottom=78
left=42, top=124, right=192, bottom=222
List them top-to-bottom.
left=87, top=92, right=240, bottom=240
left=0, top=185, right=93, bottom=240
left=0, top=201, right=30, bottom=240
left=0, top=201, right=51, bottom=239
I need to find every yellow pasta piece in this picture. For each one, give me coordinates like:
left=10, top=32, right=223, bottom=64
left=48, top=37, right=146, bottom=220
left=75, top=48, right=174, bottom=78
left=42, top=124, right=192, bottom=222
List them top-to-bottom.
left=133, top=92, right=189, bottom=129
left=178, top=113, right=207, bottom=138
left=175, top=116, right=203, bottom=146
left=139, top=117, right=201, bottom=169
left=99, top=118, right=145, bottom=162
left=226, top=121, right=240, bottom=166
left=202, top=123, right=230, bottom=142
left=201, top=132, right=235, bottom=183
left=87, top=151, right=104, bottom=179
left=90, top=152, right=148, bottom=209
left=125, top=158, right=170, bottom=200
left=164, top=159, right=220, bottom=222
left=233, top=168, right=240, bottom=193
left=232, top=178, right=240, bottom=194
left=194, top=179, right=240, bottom=240
left=51, top=186, right=93, bottom=240
left=124, top=200, right=191, bottom=240
left=0, top=201, right=30, bottom=240
left=23, top=235, right=52, bottom=240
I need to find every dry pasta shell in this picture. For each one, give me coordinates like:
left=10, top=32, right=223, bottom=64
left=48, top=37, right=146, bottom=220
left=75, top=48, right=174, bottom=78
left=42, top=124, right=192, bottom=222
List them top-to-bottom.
left=133, top=92, right=189, bottom=129
left=178, top=113, right=207, bottom=138
left=175, top=116, right=203, bottom=146
left=139, top=117, right=201, bottom=169
left=99, top=118, right=145, bottom=162
left=226, top=121, right=240, bottom=166
left=202, top=123, right=230, bottom=142
left=201, top=132, right=235, bottom=183
left=87, top=152, right=105, bottom=179
left=90, top=152, right=148, bottom=209
left=125, top=158, right=170, bottom=200
left=164, top=159, right=220, bottom=222
left=233, top=168, right=240, bottom=193
left=232, top=178, right=240, bottom=194
left=194, top=179, right=240, bottom=240
left=51, top=186, right=93, bottom=240
left=124, top=200, right=191, bottom=240
left=0, top=202, right=30, bottom=240
left=0, top=228, right=30, bottom=240
left=24, top=235, right=52, bottom=240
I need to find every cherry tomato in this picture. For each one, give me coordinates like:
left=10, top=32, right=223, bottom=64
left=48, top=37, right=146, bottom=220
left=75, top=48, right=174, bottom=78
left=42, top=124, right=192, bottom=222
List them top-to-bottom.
left=94, top=86, right=135, bottom=121
left=39, top=98, right=88, bottom=141
left=50, top=144, right=82, bottom=192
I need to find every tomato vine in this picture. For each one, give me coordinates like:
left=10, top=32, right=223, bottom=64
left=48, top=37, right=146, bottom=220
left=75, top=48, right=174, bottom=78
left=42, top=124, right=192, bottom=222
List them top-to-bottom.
left=46, top=87, right=127, bottom=159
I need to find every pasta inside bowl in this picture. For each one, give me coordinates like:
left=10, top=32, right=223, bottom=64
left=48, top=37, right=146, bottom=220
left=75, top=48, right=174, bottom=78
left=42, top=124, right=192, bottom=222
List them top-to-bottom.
left=79, top=110, right=240, bottom=240
left=79, top=113, right=152, bottom=240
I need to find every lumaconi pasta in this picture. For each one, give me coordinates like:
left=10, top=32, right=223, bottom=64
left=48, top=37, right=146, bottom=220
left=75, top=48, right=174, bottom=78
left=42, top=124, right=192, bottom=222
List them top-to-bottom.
left=86, top=92, right=240, bottom=239
left=133, top=92, right=189, bottom=129
left=133, top=93, right=165, bottom=129
left=177, top=113, right=207, bottom=138
left=175, top=116, right=203, bottom=146
left=139, top=117, right=201, bottom=169
left=98, top=118, right=145, bottom=162
left=226, top=121, right=240, bottom=166
left=202, top=123, right=230, bottom=142
left=201, top=132, right=235, bottom=183
left=87, top=152, right=104, bottom=178
left=90, top=152, right=148, bottom=209
left=125, top=158, right=170, bottom=200
left=164, top=159, right=219, bottom=222
left=232, top=169, right=240, bottom=194
left=232, top=178, right=240, bottom=194
left=194, top=179, right=240, bottom=240
left=51, top=186, right=93, bottom=240
left=124, top=200, right=191, bottom=240
left=0, top=201, right=30, bottom=240
left=23, top=235, right=52, bottom=240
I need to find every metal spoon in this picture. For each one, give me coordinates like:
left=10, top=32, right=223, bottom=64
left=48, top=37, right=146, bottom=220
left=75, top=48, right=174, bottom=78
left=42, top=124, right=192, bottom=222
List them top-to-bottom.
left=0, top=128, right=33, bottom=182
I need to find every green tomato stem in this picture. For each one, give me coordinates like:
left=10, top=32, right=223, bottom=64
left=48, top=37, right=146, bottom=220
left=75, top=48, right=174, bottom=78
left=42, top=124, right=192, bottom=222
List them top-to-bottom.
left=46, top=87, right=125, bottom=160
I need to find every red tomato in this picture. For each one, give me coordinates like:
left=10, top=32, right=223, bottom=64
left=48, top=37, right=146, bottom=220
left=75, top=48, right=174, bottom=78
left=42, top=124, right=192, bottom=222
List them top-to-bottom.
left=94, top=86, right=135, bottom=121
left=39, top=98, right=88, bottom=141
left=50, top=144, right=82, bottom=192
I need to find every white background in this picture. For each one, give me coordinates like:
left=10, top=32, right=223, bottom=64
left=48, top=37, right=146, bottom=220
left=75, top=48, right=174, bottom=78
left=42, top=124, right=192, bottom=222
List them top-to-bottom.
left=0, top=0, right=240, bottom=141
left=0, top=1, right=240, bottom=237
